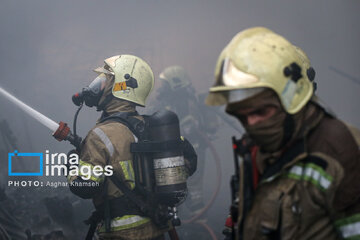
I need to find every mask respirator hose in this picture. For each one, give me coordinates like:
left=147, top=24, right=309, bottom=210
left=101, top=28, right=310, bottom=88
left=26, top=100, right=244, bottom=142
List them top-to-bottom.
left=73, top=102, right=83, bottom=137
left=68, top=103, right=84, bottom=151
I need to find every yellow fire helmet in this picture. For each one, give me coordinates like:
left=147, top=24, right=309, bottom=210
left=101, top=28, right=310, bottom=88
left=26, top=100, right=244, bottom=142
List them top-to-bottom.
left=206, top=27, right=314, bottom=114
left=94, top=55, right=154, bottom=107
left=159, top=65, right=191, bottom=91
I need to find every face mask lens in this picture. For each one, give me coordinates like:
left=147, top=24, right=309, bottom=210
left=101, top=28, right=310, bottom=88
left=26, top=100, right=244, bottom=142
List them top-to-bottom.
left=81, top=74, right=108, bottom=107
left=88, top=75, right=107, bottom=95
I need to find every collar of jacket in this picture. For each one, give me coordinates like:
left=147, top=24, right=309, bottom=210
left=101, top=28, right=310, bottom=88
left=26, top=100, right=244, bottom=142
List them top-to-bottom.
left=97, top=99, right=137, bottom=123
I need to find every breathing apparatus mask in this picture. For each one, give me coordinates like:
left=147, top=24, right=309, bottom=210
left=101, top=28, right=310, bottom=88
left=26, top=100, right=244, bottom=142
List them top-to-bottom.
left=69, top=74, right=109, bottom=146
left=72, top=74, right=108, bottom=108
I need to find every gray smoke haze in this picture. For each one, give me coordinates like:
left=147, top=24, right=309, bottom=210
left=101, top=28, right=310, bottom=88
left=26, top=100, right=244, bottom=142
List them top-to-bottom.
left=0, top=0, right=359, bottom=238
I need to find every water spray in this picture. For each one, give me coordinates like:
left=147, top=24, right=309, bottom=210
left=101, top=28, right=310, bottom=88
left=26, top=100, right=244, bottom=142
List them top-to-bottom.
left=0, top=86, right=82, bottom=149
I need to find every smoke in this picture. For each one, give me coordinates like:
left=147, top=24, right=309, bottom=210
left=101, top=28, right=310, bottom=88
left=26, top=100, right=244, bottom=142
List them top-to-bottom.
left=0, top=0, right=359, bottom=238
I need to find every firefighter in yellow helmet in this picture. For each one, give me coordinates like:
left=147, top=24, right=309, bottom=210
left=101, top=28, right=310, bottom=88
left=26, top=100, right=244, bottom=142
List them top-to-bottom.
left=206, top=27, right=360, bottom=240
left=67, top=55, right=197, bottom=240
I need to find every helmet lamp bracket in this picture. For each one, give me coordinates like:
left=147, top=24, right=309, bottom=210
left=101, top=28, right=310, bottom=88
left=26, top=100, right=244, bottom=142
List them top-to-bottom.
left=284, top=62, right=303, bottom=83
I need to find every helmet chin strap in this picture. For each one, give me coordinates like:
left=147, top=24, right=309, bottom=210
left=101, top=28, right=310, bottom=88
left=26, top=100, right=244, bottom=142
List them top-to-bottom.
left=282, top=113, right=295, bottom=148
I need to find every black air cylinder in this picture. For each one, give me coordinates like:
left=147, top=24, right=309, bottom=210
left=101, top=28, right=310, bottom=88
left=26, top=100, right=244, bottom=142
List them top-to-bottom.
left=148, top=110, right=187, bottom=206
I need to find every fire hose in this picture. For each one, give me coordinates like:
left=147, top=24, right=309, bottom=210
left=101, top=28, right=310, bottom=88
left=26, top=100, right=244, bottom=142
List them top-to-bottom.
left=0, top=86, right=81, bottom=148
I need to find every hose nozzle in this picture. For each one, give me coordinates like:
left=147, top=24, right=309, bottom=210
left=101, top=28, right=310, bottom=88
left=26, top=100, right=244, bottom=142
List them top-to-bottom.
left=53, top=121, right=82, bottom=149
left=53, top=121, right=70, bottom=141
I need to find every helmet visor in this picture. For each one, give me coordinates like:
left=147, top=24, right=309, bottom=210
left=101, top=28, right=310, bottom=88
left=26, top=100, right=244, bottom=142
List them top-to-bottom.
left=222, top=58, right=259, bottom=87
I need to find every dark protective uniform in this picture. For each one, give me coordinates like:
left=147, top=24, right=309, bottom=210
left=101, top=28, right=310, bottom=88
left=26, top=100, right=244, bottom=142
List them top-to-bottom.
left=237, top=104, right=360, bottom=240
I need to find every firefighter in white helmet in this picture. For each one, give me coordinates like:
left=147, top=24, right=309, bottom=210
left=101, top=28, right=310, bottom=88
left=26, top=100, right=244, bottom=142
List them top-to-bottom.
left=68, top=55, right=197, bottom=240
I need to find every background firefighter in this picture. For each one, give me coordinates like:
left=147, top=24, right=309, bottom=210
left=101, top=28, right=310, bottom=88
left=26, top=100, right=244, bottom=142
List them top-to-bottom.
left=206, top=27, right=360, bottom=240
left=67, top=55, right=197, bottom=240
left=154, top=65, right=221, bottom=239
left=155, top=66, right=220, bottom=213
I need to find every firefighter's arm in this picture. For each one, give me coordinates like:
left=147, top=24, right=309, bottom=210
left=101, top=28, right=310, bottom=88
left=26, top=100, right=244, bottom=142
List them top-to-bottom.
left=304, top=120, right=360, bottom=239
left=316, top=123, right=360, bottom=239
left=67, top=128, right=110, bottom=199
left=181, top=136, right=197, bottom=177
left=330, top=151, right=360, bottom=240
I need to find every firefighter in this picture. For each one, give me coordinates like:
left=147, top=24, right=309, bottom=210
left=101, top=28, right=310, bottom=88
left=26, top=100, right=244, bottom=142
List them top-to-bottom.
left=206, top=27, right=360, bottom=240
left=67, top=55, right=197, bottom=240
left=156, top=66, right=219, bottom=212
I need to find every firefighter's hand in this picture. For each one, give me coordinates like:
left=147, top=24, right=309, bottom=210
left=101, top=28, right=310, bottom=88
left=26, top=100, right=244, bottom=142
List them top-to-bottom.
left=66, top=149, right=79, bottom=169
left=67, top=149, right=79, bottom=159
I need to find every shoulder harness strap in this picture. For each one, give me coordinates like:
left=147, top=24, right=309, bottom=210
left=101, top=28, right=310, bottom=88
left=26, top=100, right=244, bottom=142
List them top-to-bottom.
left=99, top=111, right=146, bottom=139
left=260, top=138, right=305, bottom=181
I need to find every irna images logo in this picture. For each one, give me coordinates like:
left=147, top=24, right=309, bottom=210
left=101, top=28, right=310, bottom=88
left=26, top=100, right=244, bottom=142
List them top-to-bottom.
left=7, top=150, right=113, bottom=180
left=8, top=150, right=44, bottom=176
